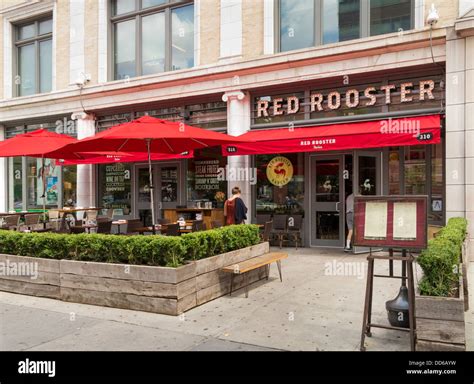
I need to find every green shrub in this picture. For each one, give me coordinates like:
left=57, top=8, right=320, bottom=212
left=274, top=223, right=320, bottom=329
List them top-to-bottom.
left=417, top=217, right=467, bottom=297
left=0, top=224, right=261, bottom=268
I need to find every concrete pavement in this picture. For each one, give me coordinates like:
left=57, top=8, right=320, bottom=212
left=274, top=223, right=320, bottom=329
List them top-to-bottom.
left=0, top=247, right=472, bottom=351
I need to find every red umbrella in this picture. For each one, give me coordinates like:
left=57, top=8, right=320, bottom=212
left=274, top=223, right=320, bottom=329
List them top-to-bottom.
left=56, top=116, right=241, bottom=225
left=0, top=129, right=77, bottom=214
left=59, top=150, right=194, bottom=165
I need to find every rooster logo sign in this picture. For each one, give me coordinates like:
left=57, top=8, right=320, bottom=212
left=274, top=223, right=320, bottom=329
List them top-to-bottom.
left=266, top=156, right=294, bottom=186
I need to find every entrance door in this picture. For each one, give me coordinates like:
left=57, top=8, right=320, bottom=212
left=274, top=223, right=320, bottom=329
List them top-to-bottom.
left=310, top=156, right=344, bottom=247
left=135, top=163, right=180, bottom=225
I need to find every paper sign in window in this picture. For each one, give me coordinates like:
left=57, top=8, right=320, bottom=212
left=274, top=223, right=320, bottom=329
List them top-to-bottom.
left=364, top=202, right=388, bottom=240
left=393, top=202, right=417, bottom=240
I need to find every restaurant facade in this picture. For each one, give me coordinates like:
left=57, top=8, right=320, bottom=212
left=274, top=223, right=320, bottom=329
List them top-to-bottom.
left=0, top=0, right=473, bottom=255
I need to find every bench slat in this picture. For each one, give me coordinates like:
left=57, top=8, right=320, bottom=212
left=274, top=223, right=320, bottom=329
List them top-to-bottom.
left=221, top=252, right=288, bottom=274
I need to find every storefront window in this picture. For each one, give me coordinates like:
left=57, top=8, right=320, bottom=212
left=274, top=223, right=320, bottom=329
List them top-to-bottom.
left=430, top=143, right=443, bottom=222
left=404, top=146, right=426, bottom=194
left=187, top=147, right=227, bottom=206
left=388, top=148, right=400, bottom=194
left=255, top=153, right=304, bottom=215
left=10, top=158, right=23, bottom=210
left=26, top=158, right=61, bottom=208
left=98, top=163, right=132, bottom=215
left=63, top=165, right=77, bottom=207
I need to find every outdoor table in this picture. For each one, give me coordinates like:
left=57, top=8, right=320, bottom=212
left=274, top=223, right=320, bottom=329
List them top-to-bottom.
left=57, top=207, right=102, bottom=232
left=112, top=220, right=128, bottom=234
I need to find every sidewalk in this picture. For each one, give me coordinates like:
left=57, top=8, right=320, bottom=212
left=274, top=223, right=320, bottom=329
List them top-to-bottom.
left=0, top=247, right=472, bottom=351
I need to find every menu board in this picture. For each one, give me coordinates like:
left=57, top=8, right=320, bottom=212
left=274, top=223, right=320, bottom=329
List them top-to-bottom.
left=194, top=159, right=220, bottom=191
left=353, top=195, right=427, bottom=249
left=364, top=202, right=388, bottom=240
left=393, top=202, right=417, bottom=240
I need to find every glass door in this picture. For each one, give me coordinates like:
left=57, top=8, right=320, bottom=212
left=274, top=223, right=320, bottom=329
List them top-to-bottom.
left=310, top=156, right=344, bottom=247
left=135, top=163, right=180, bottom=225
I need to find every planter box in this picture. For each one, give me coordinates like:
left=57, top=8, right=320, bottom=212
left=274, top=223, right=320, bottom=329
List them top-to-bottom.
left=0, top=242, right=270, bottom=316
left=415, top=242, right=469, bottom=351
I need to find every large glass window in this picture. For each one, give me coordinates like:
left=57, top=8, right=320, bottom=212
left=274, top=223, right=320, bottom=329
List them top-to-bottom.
left=111, top=0, right=194, bottom=80
left=278, top=0, right=413, bottom=52
left=279, top=0, right=314, bottom=52
left=323, top=0, right=360, bottom=44
left=370, top=0, right=412, bottom=36
left=15, top=16, right=53, bottom=96
left=404, top=145, right=426, bottom=194
left=186, top=147, right=227, bottom=206
left=255, top=153, right=304, bottom=215
left=98, top=163, right=132, bottom=215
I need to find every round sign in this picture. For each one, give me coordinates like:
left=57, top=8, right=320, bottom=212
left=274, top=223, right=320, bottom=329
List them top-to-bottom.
left=266, top=156, right=294, bottom=186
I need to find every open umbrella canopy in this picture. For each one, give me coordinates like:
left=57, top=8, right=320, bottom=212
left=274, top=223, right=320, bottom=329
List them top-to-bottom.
left=53, top=116, right=239, bottom=155
left=0, top=129, right=77, bottom=157
left=59, top=150, right=194, bottom=165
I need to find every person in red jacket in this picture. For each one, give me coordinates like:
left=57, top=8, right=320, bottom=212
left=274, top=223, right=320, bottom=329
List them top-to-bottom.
left=224, top=187, right=248, bottom=225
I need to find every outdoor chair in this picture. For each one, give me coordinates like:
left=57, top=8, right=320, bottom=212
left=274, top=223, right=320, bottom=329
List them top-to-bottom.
left=98, top=208, right=114, bottom=221
left=47, top=210, right=63, bottom=232
left=83, top=210, right=98, bottom=225
left=21, top=213, right=43, bottom=232
left=256, top=214, right=272, bottom=225
left=271, top=214, right=288, bottom=249
left=285, top=214, right=304, bottom=250
left=1, top=215, right=20, bottom=231
left=157, top=218, right=171, bottom=225
left=96, top=219, right=113, bottom=234
left=125, top=219, right=146, bottom=235
left=191, top=220, right=205, bottom=232
left=210, top=220, right=223, bottom=229
left=260, top=220, right=273, bottom=242
left=164, top=223, right=180, bottom=236
left=69, top=225, right=86, bottom=234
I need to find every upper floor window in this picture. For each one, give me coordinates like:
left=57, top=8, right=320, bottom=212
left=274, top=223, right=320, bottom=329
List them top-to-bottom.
left=111, top=0, right=194, bottom=81
left=277, top=0, right=413, bottom=53
left=14, top=16, right=53, bottom=96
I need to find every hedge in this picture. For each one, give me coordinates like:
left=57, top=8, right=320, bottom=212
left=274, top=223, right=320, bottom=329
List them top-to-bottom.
left=417, top=217, right=468, bottom=297
left=0, top=224, right=261, bottom=268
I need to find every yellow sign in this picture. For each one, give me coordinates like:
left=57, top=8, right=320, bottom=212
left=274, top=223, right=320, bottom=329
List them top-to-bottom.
left=266, top=156, right=294, bottom=186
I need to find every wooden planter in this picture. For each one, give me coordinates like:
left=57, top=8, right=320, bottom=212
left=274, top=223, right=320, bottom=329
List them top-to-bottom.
left=0, top=242, right=270, bottom=316
left=415, top=242, right=469, bottom=351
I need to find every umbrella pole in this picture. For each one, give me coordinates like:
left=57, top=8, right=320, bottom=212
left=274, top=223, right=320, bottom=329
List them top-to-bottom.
left=146, top=139, right=156, bottom=234
left=42, top=156, right=47, bottom=226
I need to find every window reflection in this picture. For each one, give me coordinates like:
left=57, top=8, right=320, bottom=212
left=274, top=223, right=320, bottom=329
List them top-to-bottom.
left=280, top=0, right=314, bottom=52
left=323, top=0, right=360, bottom=44
left=370, top=0, right=412, bottom=36
left=172, top=5, right=194, bottom=71
left=142, top=12, right=165, bottom=75
left=114, top=19, right=136, bottom=80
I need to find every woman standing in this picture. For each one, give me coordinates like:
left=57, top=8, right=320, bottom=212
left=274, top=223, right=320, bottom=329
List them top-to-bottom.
left=224, top=186, right=248, bottom=225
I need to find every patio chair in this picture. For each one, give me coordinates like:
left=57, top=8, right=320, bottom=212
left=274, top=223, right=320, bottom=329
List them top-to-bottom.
left=47, top=210, right=63, bottom=231
left=83, top=210, right=98, bottom=225
left=21, top=213, right=42, bottom=232
left=256, top=214, right=272, bottom=225
left=271, top=214, right=288, bottom=249
left=286, top=214, right=303, bottom=250
left=1, top=215, right=20, bottom=231
left=157, top=218, right=171, bottom=225
left=96, top=219, right=113, bottom=234
left=125, top=219, right=145, bottom=235
left=191, top=220, right=205, bottom=232
left=210, top=220, right=223, bottom=229
left=260, top=220, right=273, bottom=242
left=164, top=223, right=180, bottom=236
left=69, top=225, right=86, bottom=234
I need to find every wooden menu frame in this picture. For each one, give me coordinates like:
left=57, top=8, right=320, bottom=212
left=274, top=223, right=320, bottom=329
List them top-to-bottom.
left=353, top=195, right=428, bottom=250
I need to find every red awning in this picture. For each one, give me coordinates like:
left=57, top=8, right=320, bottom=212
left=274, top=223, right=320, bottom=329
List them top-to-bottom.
left=222, top=115, right=441, bottom=156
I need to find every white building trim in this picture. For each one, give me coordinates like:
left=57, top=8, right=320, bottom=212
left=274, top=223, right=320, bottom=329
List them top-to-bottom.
left=69, top=0, right=86, bottom=85
left=98, top=0, right=108, bottom=83
left=194, top=0, right=201, bottom=67
left=220, top=0, right=242, bottom=59
left=263, top=0, right=274, bottom=55
left=414, top=0, right=425, bottom=29
left=0, top=126, right=6, bottom=212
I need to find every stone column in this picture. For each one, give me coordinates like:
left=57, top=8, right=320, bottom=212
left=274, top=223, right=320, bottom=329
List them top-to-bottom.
left=465, top=34, right=474, bottom=262
left=222, top=90, right=252, bottom=220
left=72, top=112, right=97, bottom=219
left=0, top=126, right=7, bottom=212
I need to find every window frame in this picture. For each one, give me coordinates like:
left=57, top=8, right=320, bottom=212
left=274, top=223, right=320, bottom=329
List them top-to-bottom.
left=109, top=0, right=194, bottom=81
left=274, top=0, right=415, bottom=53
left=13, top=14, right=53, bottom=97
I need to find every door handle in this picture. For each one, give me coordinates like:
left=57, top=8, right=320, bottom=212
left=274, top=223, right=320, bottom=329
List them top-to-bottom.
left=336, top=202, right=340, bottom=212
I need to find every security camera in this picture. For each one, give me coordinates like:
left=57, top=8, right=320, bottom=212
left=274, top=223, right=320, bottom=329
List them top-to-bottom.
left=426, top=4, right=439, bottom=26
left=74, top=73, right=91, bottom=87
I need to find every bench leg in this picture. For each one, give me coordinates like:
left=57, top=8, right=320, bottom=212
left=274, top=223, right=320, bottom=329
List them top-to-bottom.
left=276, top=260, right=283, bottom=282
left=266, top=264, right=270, bottom=280
left=244, top=272, right=249, bottom=298
left=229, top=273, right=235, bottom=296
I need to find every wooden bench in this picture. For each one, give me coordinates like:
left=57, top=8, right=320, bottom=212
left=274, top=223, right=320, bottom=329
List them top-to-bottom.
left=221, top=252, right=288, bottom=298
